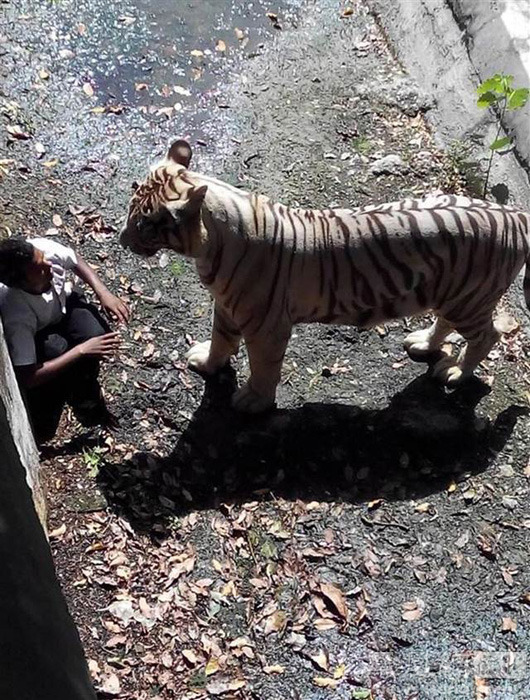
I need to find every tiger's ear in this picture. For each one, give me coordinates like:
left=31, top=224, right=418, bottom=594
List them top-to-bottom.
left=168, top=139, right=192, bottom=168
left=187, top=184, right=208, bottom=212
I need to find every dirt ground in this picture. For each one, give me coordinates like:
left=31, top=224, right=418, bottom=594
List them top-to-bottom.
left=1, top=1, right=530, bottom=699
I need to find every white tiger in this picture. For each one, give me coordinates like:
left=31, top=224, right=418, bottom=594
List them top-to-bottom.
left=120, top=140, right=530, bottom=412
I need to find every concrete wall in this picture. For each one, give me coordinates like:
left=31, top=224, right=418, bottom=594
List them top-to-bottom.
left=370, top=0, right=530, bottom=209
left=449, top=0, right=530, bottom=171
left=0, top=323, right=46, bottom=524
left=0, top=325, right=97, bottom=699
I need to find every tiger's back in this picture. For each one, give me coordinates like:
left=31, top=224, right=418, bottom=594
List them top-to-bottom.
left=208, top=192, right=530, bottom=334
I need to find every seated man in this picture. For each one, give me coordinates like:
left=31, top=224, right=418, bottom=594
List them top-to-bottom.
left=0, top=236, right=130, bottom=443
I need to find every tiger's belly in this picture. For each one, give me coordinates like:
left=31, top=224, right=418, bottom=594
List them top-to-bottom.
left=291, top=291, right=428, bottom=329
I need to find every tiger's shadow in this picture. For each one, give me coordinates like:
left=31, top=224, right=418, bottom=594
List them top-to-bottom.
left=98, top=370, right=526, bottom=531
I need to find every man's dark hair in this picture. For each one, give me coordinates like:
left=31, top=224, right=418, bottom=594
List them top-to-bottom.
left=0, top=237, right=35, bottom=287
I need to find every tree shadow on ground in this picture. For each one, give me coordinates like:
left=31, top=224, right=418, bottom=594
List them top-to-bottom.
left=97, top=369, right=527, bottom=532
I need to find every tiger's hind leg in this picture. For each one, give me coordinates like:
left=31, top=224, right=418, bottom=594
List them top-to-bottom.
left=432, top=313, right=500, bottom=387
left=404, top=317, right=453, bottom=361
left=232, top=331, right=291, bottom=414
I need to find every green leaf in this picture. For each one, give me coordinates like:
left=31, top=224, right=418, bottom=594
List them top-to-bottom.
left=501, top=74, right=515, bottom=92
left=477, top=75, right=505, bottom=95
left=507, top=87, right=530, bottom=110
left=477, top=91, right=500, bottom=108
left=490, top=136, right=512, bottom=151
left=260, top=539, right=278, bottom=559
left=351, top=691, right=371, bottom=700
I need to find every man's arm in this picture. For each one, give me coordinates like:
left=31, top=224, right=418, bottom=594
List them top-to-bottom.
left=73, top=255, right=130, bottom=324
left=16, top=333, right=121, bottom=388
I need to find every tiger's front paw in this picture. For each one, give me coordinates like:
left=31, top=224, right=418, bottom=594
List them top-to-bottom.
left=404, top=329, right=437, bottom=361
left=185, top=341, right=222, bottom=375
left=432, top=356, right=465, bottom=387
left=231, top=383, right=275, bottom=414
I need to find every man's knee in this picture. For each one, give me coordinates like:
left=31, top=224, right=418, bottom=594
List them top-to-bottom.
left=68, top=307, right=107, bottom=343
left=40, top=333, right=68, bottom=360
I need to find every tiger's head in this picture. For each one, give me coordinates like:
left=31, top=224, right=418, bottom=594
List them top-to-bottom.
left=120, top=139, right=208, bottom=258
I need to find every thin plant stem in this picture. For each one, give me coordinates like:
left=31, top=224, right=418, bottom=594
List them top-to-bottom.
left=482, top=98, right=507, bottom=198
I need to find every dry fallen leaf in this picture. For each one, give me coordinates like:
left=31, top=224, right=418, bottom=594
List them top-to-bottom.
left=342, top=7, right=354, bottom=17
left=266, top=11, right=282, bottom=29
left=118, top=14, right=136, bottom=26
left=235, top=28, right=245, bottom=40
left=216, top=40, right=227, bottom=52
left=190, top=49, right=204, bottom=57
left=39, top=68, right=50, bottom=80
left=82, top=82, right=94, bottom=97
left=135, top=82, right=148, bottom=91
left=173, top=85, right=191, bottom=96
left=6, top=125, right=31, bottom=140
left=43, top=158, right=58, bottom=168
left=52, top=214, right=63, bottom=227
left=495, top=312, right=519, bottom=335
left=143, top=343, right=155, bottom=359
left=415, top=502, right=431, bottom=513
left=48, top=523, right=66, bottom=539
left=477, top=532, right=497, bottom=560
left=501, top=567, right=515, bottom=586
left=319, top=582, right=349, bottom=621
left=107, top=599, right=135, bottom=626
left=401, top=599, right=424, bottom=621
left=263, top=610, right=287, bottom=635
left=501, top=617, right=517, bottom=633
left=313, top=618, right=337, bottom=631
left=182, top=649, right=201, bottom=666
left=308, top=649, right=329, bottom=672
left=161, top=650, right=173, bottom=668
left=88, top=658, right=100, bottom=676
left=205, top=658, right=220, bottom=676
left=333, top=664, right=346, bottom=679
left=264, top=665, right=285, bottom=674
left=98, top=672, right=121, bottom=696
left=313, top=677, right=339, bottom=689
left=475, top=677, right=490, bottom=699
left=206, top=678, right=246, bottom=695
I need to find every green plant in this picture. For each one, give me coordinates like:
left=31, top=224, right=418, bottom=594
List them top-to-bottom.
left=476, top=73, right=529, bottom=197
left=351, top=136, right=373, bottom=155
left=443, top=140, right=483, bottom=197
left=170, top=260, right=186, bottom=277
left=82, top=447, right=103, bottom=477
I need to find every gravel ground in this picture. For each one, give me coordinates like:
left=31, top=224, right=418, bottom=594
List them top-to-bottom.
left=1, top=1, right=529, bottom=698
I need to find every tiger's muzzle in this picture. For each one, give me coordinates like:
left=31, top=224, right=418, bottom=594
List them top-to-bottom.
left=120, top=221, right=160, bottom=257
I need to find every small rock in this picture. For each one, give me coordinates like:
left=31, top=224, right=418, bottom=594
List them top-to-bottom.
left=369, top=154, right=409, bottom=176
left=495, top=312, right=519, bottom=335
left=498, top=463, right=515, bottom=478
left=501, top=496, right=518, bottom=511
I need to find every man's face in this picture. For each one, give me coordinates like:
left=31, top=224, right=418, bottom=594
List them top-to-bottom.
left=23, top=248, right=53, bottom=293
